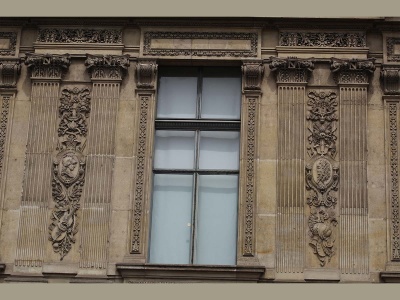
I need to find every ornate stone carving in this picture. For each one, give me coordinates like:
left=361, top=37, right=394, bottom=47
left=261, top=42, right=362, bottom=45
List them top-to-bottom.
left=37, top=28, right=122, bottom=44
left=143, top=31, right=258, bottom=57
left=0, top=32, right=17, bottom=56
left=279, top=32, right=366, bottom=47
left=387, top=37, right=400, bottom=62
left=24, top=53, right=71, bottom=79
left=85, top=54, right=130, bottom=80
left=269, top=57, right=315, bottom=83
left=330, top=58, right=376, bottom=84
left=0, top=60, right=21, bottom=88
left=136, top=60, right=157, bottom=89
left=242, top=61, right=264, bottom=91
left=381, top=66, right=400, bottom=95
left=49, top=87, right=91, bottom=260
left=306, top=91, right=339, bottom=267
left=0, top=95, right=10, bottom=185
left=389, top=103, right=400, bottom=260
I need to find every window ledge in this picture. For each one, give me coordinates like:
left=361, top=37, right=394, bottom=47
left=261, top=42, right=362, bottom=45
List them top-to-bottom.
left=116, top=263, right=265, bottom=283
left=380, top=271, right=400, bottom=283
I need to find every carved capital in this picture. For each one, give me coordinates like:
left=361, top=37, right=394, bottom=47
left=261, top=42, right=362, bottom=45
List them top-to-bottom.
left=24, top=53, right=71, bottom=80
left=85, top=54, right=130, bottom=80
left=269, top=57, right=315, bottom=84
left=330, top=58, right=376, bottom=85
left=0, top=60, right=21, bottom=88
left=136, top=60, right=158, bottom=89
left=241, top=61, right=264, bottom=91
left=381, top=65, right=400, bottom=95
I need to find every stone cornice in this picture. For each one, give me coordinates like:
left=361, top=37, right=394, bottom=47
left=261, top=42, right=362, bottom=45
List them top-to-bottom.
left=24, top=53, right=71, bottom=80
left=85, top=54, right=130, bottom=80
left=269, top=57, right=315, bottom=84
left=330, top=58, right=376, bottom=85
left=0, top=59, right=21, bottom=88
left=135, top=60, right=157, bottom=89
left=381, top=65, right=400, bottom=95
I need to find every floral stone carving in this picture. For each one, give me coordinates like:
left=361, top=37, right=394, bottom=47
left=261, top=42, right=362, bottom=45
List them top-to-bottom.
left=49, top=87, right=91, bottom=260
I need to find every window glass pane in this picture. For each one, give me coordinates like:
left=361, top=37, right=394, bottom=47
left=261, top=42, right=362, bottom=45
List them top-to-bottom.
left=201, top=76, right=241, bottom=120
left=154, top=130, right=195, bottom=169
left=199, top=131, right=240, bottom=170
left=149, top=174, right=193, bottom=264
left=195, top=175, right=238, bottom=265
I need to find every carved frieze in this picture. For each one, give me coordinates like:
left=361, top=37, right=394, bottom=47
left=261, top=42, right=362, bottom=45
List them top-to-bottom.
left=37, top=28, right=122, bottom=44
left=143, top=31, right=258, bottom=58
left=0, top=32, right=17, bottom=56
left=279, top=32, right=366, bottom=47
left=387, top=37, right=400, bottom=62
left=24, top=53, right=71, bottom=79
left=85, top=54, right=130, bottom=80
left=269, top=57, right=315, bottom=84
left=330, top=58, right=376, bottom=84
left=0, top=60, right=21, bottom=88
left=136, top=60, right=157, bottom=89
left=242, top=61, right=264, bottom=91
left=381, top=66, right=400, bottom=95
left=49, top=87, right=91, bottom=260
left=306, top=91, right=339, bottom=267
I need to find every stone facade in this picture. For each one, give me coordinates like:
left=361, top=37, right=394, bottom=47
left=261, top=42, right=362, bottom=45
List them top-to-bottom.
left=0, top=17, right=399, bottom=283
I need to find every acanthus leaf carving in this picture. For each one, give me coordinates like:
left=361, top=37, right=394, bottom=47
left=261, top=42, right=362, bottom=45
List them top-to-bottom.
left=37, top=28, right=122, bottom=44
left=279, top=32, right=366, bottom=47
left=24, top=53, right=71, bottom=79
left=85, top=54, right=130, bottom=80
left=269, top=57, right=315, bottom=84
left=330, top=58, right=375, bottom=84
left=0, top=60, right=21, bottom=88
left=136, top=60, right=158, bottom=89
left=242, top=61, right=264, bottom=91
left=49, top=87, right=91, bottom=260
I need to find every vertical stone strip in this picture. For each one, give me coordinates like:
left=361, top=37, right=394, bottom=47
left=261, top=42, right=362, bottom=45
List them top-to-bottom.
left=15, top=54, right=70, bottom=268
left=79, top=55, right=130, bottom=270
left=269, top=57, right=314, bottom=273
left=331, top=58, right=375, bottom=275
left=130, top=60, right=157, bottom=258
left=239, top=61, right=264, bottom=260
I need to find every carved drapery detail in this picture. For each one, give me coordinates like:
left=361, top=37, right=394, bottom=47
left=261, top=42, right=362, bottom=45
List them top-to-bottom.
left=37, top=28, right=122, bottom=44
left=0, top=32, right=17, bottom=56
left=279, top=32, right=366, bottom=47
left=387, top=37, right=400, bottom=62
left=24, top=53, right=71, bottom=79
left=85, top=54, right=130, bottom=80
left=269, top=57, right=315, bottom=84
left=330, top=58, right=376, bottom=84
left=0, top=60, right=21, bottom=88
left=136, top=60, right=157, bottom=89
left=242, top=61, right=264, bottom=91
left=381, top=66, right=400, bottom=95
left=49, top=87, right=91, bottom=260
left=306, top=91, right=339, bottom=267
left=389, top=103, right=400, bottom=260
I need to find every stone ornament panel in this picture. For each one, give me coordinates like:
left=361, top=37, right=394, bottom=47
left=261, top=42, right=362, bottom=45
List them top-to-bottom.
left=37, top=28, right=122, bottom=44
left=0, top=32, right=17, bottom=56
left=279, top=32, right=366, bottom=48
left=387, top=37, right=400, bottom=63
left=85, top=54, right=130, bottom=80
left=269, top=57, right=315, bottom=84
left=331, top=58, right=376, bottom=84
left=0, top=60, right=21, bottom=88
left=136, top=60, right=158, bottom=89
left=381, top=66, right=400, bottom=95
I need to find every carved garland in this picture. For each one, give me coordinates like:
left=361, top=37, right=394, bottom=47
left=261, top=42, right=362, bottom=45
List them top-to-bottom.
left=37, top=28, right=122, bottom=44
left=0, top=32, right=17, bottom=56
left=279, top=32, right=366, bottom=47
left=387, top=38, right=400, bottom=62
left=49, top=87, right=91, bottom=260
left=306, top=91, right=339, bottom=267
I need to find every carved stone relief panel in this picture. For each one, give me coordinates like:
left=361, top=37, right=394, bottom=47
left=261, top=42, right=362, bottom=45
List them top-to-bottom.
left=37, top=28, right=123, bottom=44
left=0, top=32, right=17, bottom=57
left=279, top=32, right=366, bottom=48
left=387, top=37, right=400, bottom=63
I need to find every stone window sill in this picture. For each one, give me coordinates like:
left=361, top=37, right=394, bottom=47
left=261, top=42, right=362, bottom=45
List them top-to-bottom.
left=116, top=263, right=265, bottom=283
left=380, top=271, right=400, bottom=283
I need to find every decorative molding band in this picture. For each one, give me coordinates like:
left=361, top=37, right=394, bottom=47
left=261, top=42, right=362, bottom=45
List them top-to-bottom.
left=37, top=28, right=122, bottom=44
left=143, top=31, right=258, bottom=58
left=0, top=32, right=17, bottom=56
left=279, top=32, right=366, bottom=47
left=387, top=37, right=400, bottom=62
left=24, top=53, right=71, bottom=79
left=85, top=54, right=130, bottom=80
left=269, top=57, right=315, bottom=84
left=330, top=58, right=376, bottom=84
left=0, top=60, right=21, bottom=88
left=136, top=60, right=157, bottom=89
left=242, top=61, right=264, bottom=91
left=381, top=66, right=400, bottom=95
left=49, top=87, right=91, bottom=260
left=305, top=91, right=339, bottom=267
left=388, top=102, right=400, bottom=260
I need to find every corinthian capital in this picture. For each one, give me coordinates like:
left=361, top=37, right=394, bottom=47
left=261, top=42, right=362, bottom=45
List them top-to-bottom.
left=24, top=53, right=71, bottom=79
left=85, top=54, right=130, bottom=80
left=269, top=57, right=315, bottom=84
left=330, top=58, right=376, bottom=85
left=0, top=59, right=21, bottom=88
left=135, top=60, right=157, bottom=89
left=242, top=60, right=264, bottom=91
left=381, top=65, right=400, bottom=95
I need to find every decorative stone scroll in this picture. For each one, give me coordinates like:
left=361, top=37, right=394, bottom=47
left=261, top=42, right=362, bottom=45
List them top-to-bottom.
left=37, top=28, right=122, bottom=44
left=0, top=32, right=17, bottom=56
left=279, top=32, right=366, bottom=48
left=387, top=37, right=400, bottom=62
left=24, top=53, right=71, bottom=79
left=85, top=54, right=130, bottom=80
left=269, top=57, right=315, bottom=83
left=330, top=58, right=376, bottom=84
left=0, top=60, right=21, bottom=88
left=136, top=60, right=157, bottom=89
left=242, top=61, right=264, bottom=91
left=381, top=66, right=400, bottom=95
left=49, top=87, right=91, bottom=260
left=305, top=91, right=339, bottom=267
